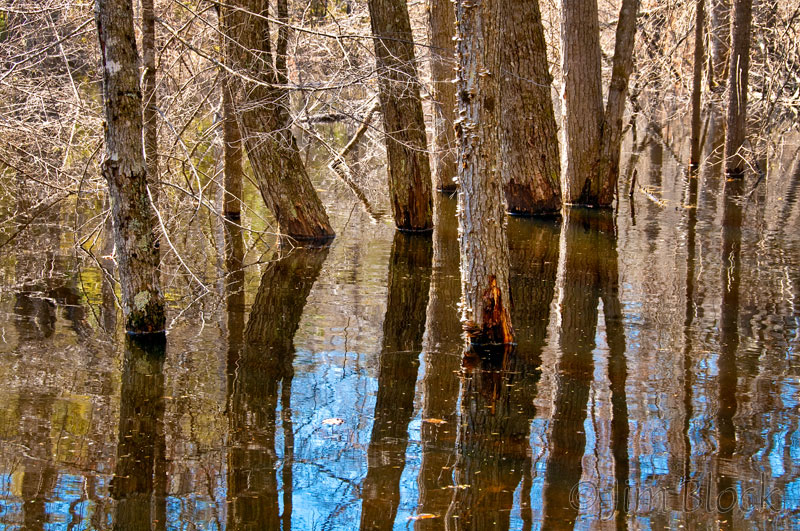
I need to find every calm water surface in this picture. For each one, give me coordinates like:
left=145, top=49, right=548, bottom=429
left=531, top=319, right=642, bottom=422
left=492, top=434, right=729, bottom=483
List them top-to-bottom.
left=1, top=118, right=799, bottom=530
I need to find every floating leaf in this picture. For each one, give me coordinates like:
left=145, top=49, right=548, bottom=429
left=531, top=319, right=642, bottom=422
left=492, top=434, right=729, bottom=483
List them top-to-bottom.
left=322, top=418, right=344, bottom=426
left=422, top=418, right=447, bottom=425
left=408, top=514, right=440, bottom=521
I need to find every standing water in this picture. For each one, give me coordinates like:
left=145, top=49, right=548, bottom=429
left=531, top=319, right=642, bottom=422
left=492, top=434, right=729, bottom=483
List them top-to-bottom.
left=0, top=119, right=799, bottom=530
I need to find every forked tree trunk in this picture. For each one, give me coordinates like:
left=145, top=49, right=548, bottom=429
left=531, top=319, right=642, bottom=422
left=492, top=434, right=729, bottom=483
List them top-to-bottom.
left=96, top=0, right=165, bottom=333
left=142, top=0, right=158, bottom=199
left=221, top=0, right=334, bottom=241
left=368, top=0, right=434, bottom=231
left=428, top=0, right=458, bottom=192
left=455, top=0, right=514, bottom=346
left=500, top=0, right=561, bottom=215
left=561, top=0, right=604, bottom=206
left=597, top=0, right=640, bottom=205
left=690, top=0, right=706, bottom=166
left=708, top=0, right=730, bottom=90
left=724, top=0, right=753, bottom=176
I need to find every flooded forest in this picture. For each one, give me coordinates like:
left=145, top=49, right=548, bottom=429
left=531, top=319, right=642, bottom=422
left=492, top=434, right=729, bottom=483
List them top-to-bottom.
left=0, top=0, right=799, bottom=529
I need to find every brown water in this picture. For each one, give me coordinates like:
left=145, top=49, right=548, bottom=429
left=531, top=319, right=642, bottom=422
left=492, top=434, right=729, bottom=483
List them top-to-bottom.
left=0, top=117, right=799, bottom=530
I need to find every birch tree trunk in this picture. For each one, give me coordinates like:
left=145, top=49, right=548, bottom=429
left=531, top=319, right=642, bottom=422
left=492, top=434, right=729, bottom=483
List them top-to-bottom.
left=95, top=0, right=166, bottom=333
left=221, top=0, right=334, bottom=241
left=368, top=0, right=434, bottom=231
left=428, top=0, right=458, bottom=192
left=455, top=0, right=514, bottom=346
left=501, top=0, right=561, bottom=215
left=561, top=0, right=604, bottom=206
left=597, top=0, right=640, bottom=205
left=690, top=0, right=706, bottom=166
left=723, top=0, right=753, bottom=176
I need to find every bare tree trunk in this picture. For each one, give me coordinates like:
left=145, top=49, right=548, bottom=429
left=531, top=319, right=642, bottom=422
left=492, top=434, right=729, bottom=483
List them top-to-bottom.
left=96, top=0, right=166, bottom=333
left=142, top=0, right=158, bottom=200
left=221, top=0, right=334, bottom=241
left=368, top=0, right=434, bottom=231
left=428, top=0, right=458, bottom=192
left=455, top=0, right=514, bottom=346
left=501, top=0, right=561, bottom=215
left=561, top=0, right=604, bottom=206
left=597, top=0, right=640, bottom=205
left=691, top=0, right=706, bottom=166
left=708, top=0, right=730, bottom=91
left=724, top=0, right=753, bottom=176
left=220, top=75, right=243, bottom=219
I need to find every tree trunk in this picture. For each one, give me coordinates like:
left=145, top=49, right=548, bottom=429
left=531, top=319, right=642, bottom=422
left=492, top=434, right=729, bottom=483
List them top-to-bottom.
left=95, top=0, right=166, bottom=333
left=142, top=0, right=158, bottom=200
left=221, top=0, right=334, bottom=241
left=368, top=0, right=434, bottom=231
left=428, top=0, right=458, bottom=192
left=454, top=0, right=514, bottom=346
left=500, top=0, right=561, bottom=215
left=561, top=0, right=604, bottom=206
left=597, top=0, right=640, bottom=205
left=691, top=0, right=706, bottom=166
left=708, top=0, right=730, bottom=91
left=723, top=0, right=753, bottom=176
left=220, top=74, right=243, bottom=219
left=360, top=233, right=432, bottom=530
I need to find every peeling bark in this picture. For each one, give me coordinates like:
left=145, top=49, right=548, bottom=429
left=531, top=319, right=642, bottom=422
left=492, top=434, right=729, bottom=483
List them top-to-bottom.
left=96, top=0, right=165, bottom=333
left=368, top=0, right=434, bottom=231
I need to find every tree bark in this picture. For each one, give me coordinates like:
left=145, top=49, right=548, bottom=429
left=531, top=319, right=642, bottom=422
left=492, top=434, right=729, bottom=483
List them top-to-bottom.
left=95, top=0, right=166, bottom=333
left=142, top=0, right=158, bottom=200
left=221, top=0, right=335, bottom=241
left=368, top=0, right=434, bottom=231
left=428, top=0, right=458, bottom=192
left=455, top=0, right=514, bottom=346
left=500, top=0, right=562, bottom=215
left=561, top=0, right=604, bottom=206
left=597, top=0, right=640, bottom=205
left=691, top=0, right=706, bottom=166
left=708, top=0, right=730, bottom=91
left=723, top=0, right=753, bottom=176
left=220, top=74, right=244, bottom=219
left=360, top=233, right=432, bottom=530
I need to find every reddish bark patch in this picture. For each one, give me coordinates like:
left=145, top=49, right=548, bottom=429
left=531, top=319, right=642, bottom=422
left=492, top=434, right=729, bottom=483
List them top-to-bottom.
left=464, top=275, right=514, bottom=345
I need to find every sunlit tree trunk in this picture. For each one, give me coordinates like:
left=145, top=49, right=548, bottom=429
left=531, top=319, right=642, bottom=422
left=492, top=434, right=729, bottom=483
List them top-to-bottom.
left=95, top=0, right=165, bottom=333
left=221, top=0, right=334, bottom=241
left=368, top=0, right=434, bottom=231
left=428, top=0, right=458, bottom=192
left=455, top=0, right=514, bottom=346
left=501, top=0, right=561, bottom=215
left=561, top=0, right=604, bottom=206
left=598, top=0, right=640, bottom=205
left=691, top=0, right=706, bottom=166
left=708, top=0, right=730, bottom=90
left=723, top=0, right=753, bottom=176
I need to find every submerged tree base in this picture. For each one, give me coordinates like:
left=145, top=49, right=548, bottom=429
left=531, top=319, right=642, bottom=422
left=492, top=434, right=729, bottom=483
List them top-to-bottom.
left=462, top=275, right=515, bottom=346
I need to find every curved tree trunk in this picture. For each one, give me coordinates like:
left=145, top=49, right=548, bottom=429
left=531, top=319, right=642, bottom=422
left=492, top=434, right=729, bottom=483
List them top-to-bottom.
left=95, top=0, right=165, bottom=333
left=221, top=0, right=334, bottom=241
left=368, top=0, right=434, bottom=231
left=428, top=0, right=458, bottom=192
left=455, top=0, right=514, bottom=346
left=500, top=0, right=561, bottom=215
left=561, top=0, right=604, bottom=206
left=598, top=0, right=640, bottom=205
left=723, top=0, right=753, bottom=176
